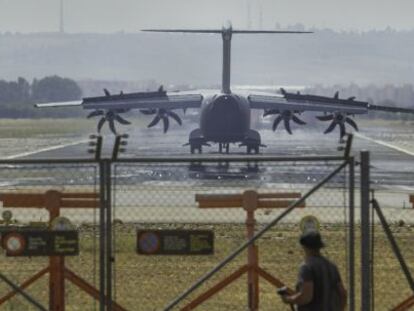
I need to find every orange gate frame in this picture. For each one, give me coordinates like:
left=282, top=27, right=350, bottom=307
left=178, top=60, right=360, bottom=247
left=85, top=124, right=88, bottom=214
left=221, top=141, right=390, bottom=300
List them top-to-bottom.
left=0, top=190, right=126, bottom=311
left=181, top=190, right=305, bottom=311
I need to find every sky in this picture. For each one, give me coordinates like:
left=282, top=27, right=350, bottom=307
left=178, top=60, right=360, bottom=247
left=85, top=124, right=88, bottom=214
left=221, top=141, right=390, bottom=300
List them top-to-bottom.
left=1, top=0, right=414, bottom=33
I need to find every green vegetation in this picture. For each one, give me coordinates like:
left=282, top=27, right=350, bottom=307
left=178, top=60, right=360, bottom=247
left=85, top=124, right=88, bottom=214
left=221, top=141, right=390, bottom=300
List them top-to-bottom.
left=0, top=76, right=82, bottom=118
left=0, top=119, right=92, bottom=139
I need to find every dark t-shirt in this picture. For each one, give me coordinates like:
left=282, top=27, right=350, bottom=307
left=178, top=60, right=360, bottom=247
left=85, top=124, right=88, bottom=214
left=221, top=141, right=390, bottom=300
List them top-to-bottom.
left=296, top=255, right=342, bottom=311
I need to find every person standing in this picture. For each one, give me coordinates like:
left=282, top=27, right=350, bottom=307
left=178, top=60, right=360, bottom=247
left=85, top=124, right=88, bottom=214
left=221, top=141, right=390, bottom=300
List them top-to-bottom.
left=279, top=231, right=347, bottom=311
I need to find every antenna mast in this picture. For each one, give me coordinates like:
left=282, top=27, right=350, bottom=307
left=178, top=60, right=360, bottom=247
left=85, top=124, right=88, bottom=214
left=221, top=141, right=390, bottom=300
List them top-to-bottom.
left=59, top=0, right=64, bottom=33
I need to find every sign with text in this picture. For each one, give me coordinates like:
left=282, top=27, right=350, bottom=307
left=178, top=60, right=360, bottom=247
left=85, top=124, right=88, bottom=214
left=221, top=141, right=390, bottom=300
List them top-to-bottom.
left=1, top=230, right=79, bottom=257
left=137, top=230, right=214, bottom=255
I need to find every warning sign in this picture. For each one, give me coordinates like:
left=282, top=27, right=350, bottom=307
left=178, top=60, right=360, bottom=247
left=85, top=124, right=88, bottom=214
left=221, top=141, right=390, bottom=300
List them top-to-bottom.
left=1, top=230, right=79, bottom=257
left=137, top=230, right=214, bottom=255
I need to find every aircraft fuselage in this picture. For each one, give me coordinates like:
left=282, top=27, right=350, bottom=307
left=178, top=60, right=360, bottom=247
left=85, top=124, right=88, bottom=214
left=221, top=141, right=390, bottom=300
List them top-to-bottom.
left=200, top=94, right=250, bottom=143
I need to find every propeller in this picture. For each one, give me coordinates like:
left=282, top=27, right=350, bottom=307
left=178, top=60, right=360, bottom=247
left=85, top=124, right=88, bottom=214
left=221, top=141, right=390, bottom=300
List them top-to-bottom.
left=86, top=89, right=131, bottom=135
left=140, top=108, right=182, bottom=133
left=263, top=110, right=306, bottom=134
left=316, top=112, right=359, bottom=138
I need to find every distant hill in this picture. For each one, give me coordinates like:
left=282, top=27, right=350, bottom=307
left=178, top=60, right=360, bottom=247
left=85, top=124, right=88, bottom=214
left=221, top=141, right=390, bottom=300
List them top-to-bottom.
left=1, top=29, right=414, bottom=87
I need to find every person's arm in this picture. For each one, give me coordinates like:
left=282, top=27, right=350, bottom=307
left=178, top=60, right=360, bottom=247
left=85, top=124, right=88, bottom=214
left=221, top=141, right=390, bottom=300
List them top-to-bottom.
left=337, top=280, right=347, bottom=311
left=282, top=281, right=314, bottom=306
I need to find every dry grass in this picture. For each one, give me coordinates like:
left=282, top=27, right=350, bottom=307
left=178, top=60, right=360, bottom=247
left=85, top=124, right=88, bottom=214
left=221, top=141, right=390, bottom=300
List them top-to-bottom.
left=1, top=223, right=414, bottom=310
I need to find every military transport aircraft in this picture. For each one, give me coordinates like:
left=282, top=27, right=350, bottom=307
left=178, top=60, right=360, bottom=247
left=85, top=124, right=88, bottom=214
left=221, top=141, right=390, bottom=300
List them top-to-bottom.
left=36, top=24, right=414, bottom=154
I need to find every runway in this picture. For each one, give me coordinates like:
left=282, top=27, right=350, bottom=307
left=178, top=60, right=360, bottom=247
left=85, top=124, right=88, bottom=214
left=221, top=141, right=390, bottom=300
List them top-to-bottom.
left=0, top=121, right=413, bottom=223
left=8, top=121, right=414, bottom=189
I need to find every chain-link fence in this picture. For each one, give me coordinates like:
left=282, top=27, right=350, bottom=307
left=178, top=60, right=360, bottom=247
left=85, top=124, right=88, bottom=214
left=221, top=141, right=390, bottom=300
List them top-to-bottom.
left=1, top=155, right=409, bottom=311
left=111, top=158, right=355, bottom=311
left=0, top=162, right=100, bottom=311
left=370, top=198, right=414, bottom=311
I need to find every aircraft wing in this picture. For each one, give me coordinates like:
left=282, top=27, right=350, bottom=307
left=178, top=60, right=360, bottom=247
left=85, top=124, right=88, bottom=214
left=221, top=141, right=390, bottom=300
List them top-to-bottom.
left=35, top=88, right=204, bottom=135
left=249, top=88, right=414, bottom=137
left=248, top=89, right=414, bottom=115
left=35, top=91, right=203, bottom=111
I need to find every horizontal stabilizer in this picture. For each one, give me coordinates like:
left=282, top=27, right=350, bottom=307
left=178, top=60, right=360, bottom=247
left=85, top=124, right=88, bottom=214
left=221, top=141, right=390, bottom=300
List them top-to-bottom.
left=142, top=29, right=312, bottom=34
left=142, top=29, right=222, bottom=34
left=233, top=30, right=312, bottom=34
left=35, top=100, right=83, bottom=108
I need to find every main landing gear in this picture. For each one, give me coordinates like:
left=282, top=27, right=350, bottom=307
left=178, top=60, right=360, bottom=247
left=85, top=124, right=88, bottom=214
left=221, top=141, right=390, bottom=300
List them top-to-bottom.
left=185, top=129, right=266, bottom=154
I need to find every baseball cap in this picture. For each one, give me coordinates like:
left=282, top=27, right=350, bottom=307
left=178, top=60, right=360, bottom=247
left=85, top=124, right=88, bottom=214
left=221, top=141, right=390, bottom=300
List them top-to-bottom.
left=299, top=231, right=325, bottom=249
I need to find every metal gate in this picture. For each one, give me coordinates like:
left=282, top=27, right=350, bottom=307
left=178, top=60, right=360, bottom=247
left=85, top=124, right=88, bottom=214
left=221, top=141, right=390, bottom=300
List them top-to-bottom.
left=0, top=151, right=377, bottom=310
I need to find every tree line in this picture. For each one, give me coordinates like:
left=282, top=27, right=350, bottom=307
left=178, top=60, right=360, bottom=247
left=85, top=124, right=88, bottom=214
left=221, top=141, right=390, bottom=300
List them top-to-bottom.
left=0, top=75, right=82, bottom=118
left=0, top=75, right=413, bottom=121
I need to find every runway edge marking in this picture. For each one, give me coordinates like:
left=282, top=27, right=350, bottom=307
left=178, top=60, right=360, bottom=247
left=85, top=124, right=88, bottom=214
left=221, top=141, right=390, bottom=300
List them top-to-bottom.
left=354, top=132, right=414, bottom=157
left=4, top=139, right=89, bottom=160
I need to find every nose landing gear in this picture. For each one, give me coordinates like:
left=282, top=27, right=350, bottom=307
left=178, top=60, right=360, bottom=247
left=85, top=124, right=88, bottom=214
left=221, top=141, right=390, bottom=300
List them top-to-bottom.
left=218, top=143, right=230, bottom=154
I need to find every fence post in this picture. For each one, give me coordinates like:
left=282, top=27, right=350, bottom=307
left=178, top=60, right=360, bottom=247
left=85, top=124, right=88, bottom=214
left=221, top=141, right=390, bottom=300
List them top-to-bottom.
left=360, top=151, right=371, bottom=311
left=348, top=157, right=355, bottom=311
left=99, top=160, right=107, bottom=311
left=105, top=160, right=113, bottom=311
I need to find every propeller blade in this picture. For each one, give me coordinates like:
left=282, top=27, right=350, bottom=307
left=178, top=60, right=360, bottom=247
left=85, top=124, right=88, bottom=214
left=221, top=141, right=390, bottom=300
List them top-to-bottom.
left=104, top=88, right=111, bottom=96
left=334, top=91, right=339, bottom=99
left=140, top=109, right=156, bottom=115
left=263, top=109, right=279, bottom=117
left=87, top=110, right=104, bottom=119
left=167, top=111, right=182, bottom=125
left=292, top=114, right=306, bottom=125
left=316, top=114, right=334, bottom=121
left=115, top=115, right=131, bottom=125
left=148, top=115, right=161, bottom=128
left=272, top=115, right=283, bottom=131
left=162, top=116, right=169, bottom=133
left=283, top=117, right=292, bottom=134
left=345, top=117, right=359, bottom=131
left=97, top=118, right=106, bottom=133
left=108, top=119, right=117, bottom=135
left=324, top=121, right=338, bottom=134
left=339, top=123, right=346, bottom=138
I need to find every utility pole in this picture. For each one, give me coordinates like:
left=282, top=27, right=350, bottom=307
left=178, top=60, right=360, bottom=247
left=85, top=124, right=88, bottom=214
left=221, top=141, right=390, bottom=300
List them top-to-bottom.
left=59, top=0, right=65, bottom=34
left=247, top=0, right=252, bottom=29
left=259, top=0, right=263, bottom=30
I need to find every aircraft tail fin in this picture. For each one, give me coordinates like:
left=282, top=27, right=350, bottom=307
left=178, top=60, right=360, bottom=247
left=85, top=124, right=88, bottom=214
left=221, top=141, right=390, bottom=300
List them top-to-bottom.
left=142, top=27, right=312, bottom=94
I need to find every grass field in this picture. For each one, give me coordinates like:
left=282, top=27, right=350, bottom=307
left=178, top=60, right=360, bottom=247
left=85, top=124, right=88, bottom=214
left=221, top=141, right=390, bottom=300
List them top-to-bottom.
left=1, top=223, right=413, bottom=310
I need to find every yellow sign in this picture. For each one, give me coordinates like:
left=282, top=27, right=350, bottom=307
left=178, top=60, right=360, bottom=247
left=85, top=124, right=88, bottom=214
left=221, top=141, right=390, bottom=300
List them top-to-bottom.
left=1, top=210, right=12, bottom=222
left=300, top=215, right=320, bottom=233
left=50, top=217, right=75, bottom=231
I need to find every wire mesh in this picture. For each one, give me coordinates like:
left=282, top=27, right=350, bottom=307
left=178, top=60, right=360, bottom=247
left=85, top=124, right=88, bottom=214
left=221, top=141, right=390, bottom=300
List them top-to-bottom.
left=111, top=159, right=352, bottom=310
left=0, top=163, right=99, bottom=311
left=371, top=207, right=414, bottom=310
